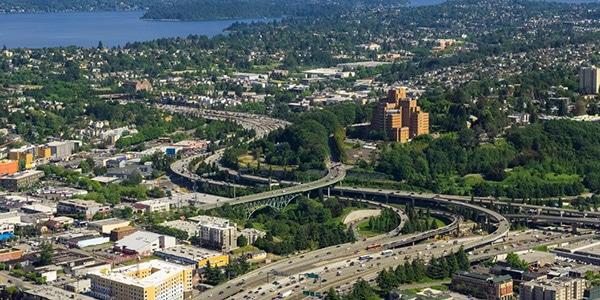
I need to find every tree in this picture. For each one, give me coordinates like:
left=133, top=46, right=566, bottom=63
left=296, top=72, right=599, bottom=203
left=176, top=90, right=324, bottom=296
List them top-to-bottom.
left=575, top=100, right=587, bottom=116
left=18, top=159, right=26, bottom=171
left=79, top=160, right=92, bottom=173
left=123, top=171, right=143, bottom=186
left=118, top=206, right=134, bottom=219
left=237, top=235, right=248, bottom=247
left=38, top=241, right=53, bottom=266
left=456, top=246, right=470, bottom=271
left=506, top=252, right=529, bottom=270
left=376, top=267, right=398, bottom=292
left=346, top=279, right=377, bottom=300
left=324, top=288, right=341, bottom=300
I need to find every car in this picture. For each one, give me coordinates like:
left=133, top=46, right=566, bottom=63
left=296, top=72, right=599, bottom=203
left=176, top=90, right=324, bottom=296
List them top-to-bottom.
left=288, top=260, right=293, bottom=264
left=219, top=291, right=224, bottom=295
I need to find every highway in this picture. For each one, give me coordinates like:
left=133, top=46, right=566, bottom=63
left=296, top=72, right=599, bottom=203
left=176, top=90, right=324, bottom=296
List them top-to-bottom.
left=157, top=105, right=290, bottom=139
left=329, top=186, right=600, bottom=224
left=198, top=189, right=505, bottom=300
left=195, top=199, right=414, bottom=300
left=503, top=214, right=600, bottom=224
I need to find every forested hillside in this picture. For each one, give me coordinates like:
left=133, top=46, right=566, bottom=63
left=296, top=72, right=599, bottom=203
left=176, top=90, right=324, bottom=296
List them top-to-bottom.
left=142, top=0, right=410, bottom=20
left=365, top=120, right=597, bottom=198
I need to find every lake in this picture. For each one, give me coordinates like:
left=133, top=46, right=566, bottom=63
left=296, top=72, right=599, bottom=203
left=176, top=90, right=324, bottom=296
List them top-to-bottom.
left=411, top=0, right=600, bottom=6
left=0, top=11, right=277, bottom=49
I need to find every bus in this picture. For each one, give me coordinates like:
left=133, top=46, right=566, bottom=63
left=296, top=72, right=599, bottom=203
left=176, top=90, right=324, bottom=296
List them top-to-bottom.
left=366, top=244, right=381, bottom=251
left=358, top=255, right=372, bottom=261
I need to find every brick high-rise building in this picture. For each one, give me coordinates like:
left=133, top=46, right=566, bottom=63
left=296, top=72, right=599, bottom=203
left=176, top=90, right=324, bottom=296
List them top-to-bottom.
left=370, top=88, right=429, bottom=142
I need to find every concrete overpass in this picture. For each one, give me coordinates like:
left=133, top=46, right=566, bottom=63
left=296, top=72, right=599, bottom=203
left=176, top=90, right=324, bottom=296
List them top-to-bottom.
left=504, top=214, right=600, bottom=225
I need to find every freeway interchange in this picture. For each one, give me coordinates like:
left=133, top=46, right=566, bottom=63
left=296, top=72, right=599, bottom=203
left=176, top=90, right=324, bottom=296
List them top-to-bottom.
left=160, top=106, right=600, bottom=299
left=196, top=189, right=510, bottom=300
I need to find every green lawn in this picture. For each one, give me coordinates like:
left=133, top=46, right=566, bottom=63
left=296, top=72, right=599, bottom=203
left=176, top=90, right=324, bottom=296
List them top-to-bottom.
left=237, top=154, right=294, bottom=171
left=544, top=172, right=580, bottom=183
left=463, top=173, right=484, bottom=186
left=427, top=217, right=445, bottom=229
left=356, top=222, right=382, bottom=238
left=232, top=245, right=260, bottom=255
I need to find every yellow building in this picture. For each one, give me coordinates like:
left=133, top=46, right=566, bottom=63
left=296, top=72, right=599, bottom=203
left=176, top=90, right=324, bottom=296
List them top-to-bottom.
left=37, top=147, right=51, bottom=158
left=24, top=153, right=33, bottom=164
left=198, top=253, right=229, bottom=268
left=88, top=260, right=193, bottom=300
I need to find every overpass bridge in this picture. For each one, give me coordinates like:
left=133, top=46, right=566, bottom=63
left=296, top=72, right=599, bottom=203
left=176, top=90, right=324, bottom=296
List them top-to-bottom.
left=194, top=166, right=346, bottom=218
left=504, top=214, right=600, bottom=225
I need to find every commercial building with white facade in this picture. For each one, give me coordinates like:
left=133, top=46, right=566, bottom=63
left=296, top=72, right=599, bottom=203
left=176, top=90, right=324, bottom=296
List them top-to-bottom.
left=113, top=231, right=176, bottom=255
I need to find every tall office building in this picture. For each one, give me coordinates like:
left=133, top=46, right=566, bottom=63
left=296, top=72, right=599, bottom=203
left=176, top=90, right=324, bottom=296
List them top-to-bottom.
left=580, top=66, right=600, bottom=94
left=370, top=88, right=429, bottom=142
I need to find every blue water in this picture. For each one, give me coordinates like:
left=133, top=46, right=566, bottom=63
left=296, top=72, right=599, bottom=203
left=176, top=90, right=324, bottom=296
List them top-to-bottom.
left=411, top=0, right=599, bottom=6
left=411, top=0, right=449, bottom=6
left=0, top=11, right=277, bottom=49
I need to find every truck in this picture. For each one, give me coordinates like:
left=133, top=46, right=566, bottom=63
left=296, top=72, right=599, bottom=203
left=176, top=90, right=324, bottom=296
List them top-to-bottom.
left=381, top=250, right=393, bottom=256
left=337, top=270, right=342, bottom=276
left=279, top=290, right=293, bottom=298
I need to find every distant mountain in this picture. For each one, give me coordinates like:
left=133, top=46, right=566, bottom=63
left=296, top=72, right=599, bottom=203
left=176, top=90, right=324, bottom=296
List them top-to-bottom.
left=141, top=0, right=411, bottom=21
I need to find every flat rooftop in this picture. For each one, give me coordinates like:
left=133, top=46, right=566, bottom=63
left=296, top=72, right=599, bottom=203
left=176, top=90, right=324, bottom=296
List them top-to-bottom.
left=2, top=169, right=43, bottom=180
left=91, top=176, right=120, bottom=184
left=154, top=192, right=231, bottom=206
left=58, top=199, right=106, bottom=208
left=188, top=215, right=234, bottom=228
left=88, top=218, right=129, bottom=227
left=162, top=220, right=197, bottom=232
left=554, top=239, right=600, bottom=256
left=155, top=245, right=222, bottom=261
left=517, top=251, right=556, bottom=264
left=89, top=260, right=191, bottom=288
left=25, top=286, right=95, bottom=300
